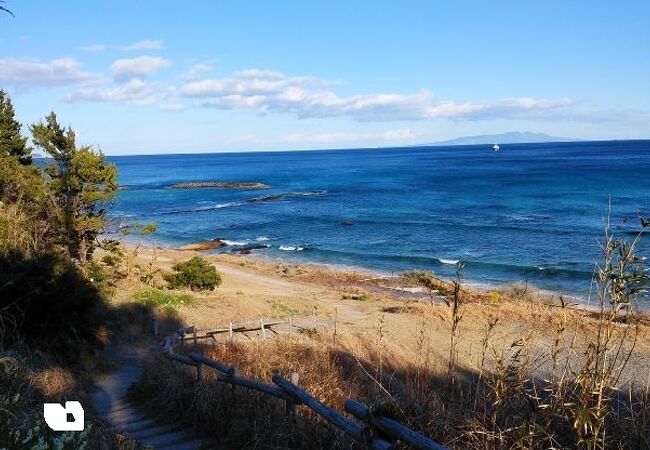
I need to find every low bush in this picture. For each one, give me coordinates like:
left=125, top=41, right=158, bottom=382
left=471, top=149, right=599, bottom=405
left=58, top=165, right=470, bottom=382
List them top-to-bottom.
left=0, top=251, right=106, bottom=356
left=165, top=256, right=222, bottom=291
left=133, top=289, right=194, bottom=315
left=342, top=292, right=369, bottom=301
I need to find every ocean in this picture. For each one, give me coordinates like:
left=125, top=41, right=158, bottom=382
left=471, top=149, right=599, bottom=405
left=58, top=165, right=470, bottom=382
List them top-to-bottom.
left=110, top=140, right=650, bottom=297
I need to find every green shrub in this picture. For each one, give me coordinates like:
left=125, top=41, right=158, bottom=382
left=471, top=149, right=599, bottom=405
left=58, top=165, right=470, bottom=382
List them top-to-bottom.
left=0, top=251, right=106, bottom=355
left=101, top=254, right=119, bottom=267
left=165, top=256, right=222, bottom=291
left=88, top=259, right=115, bottom=297
left=133, top=289, right=194, bottom=315
left=342, top=292, right=369, bottom=301
left=0, top=392, right=93, bottom=450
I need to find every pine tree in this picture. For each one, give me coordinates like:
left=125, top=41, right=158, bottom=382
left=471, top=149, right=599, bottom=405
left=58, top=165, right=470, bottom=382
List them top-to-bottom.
left=0, top=90, right=31, bottom=164
left=31, top=112, right=118, bottom=266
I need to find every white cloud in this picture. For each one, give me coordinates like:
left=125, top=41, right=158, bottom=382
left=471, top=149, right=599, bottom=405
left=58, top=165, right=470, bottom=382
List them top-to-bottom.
left=82, top=39, right=164, bottom=52
left=119, top=40, right=164, bottom=51
left=110, top=56, right=171, bottom=81
left=0, top=57, right=102, bottom=92
left=180, top=63, right=214, bottom=81
left=180, top=69, right=578, bottom=122
left=62, top=79, right=158, bottom=106
left=159, top=103, right=186, bottom=112
left=283, top=128, right=421, bottom=144
left=381, top=128, right=420, bottom=140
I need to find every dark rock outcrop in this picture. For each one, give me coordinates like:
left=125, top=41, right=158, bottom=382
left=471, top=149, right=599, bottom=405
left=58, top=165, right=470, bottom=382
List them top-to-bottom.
left=170, top=181, right=269, bottom=190
left=178, top=239, right=226, bottom=251
left=229, top=244, right=270, bottom=254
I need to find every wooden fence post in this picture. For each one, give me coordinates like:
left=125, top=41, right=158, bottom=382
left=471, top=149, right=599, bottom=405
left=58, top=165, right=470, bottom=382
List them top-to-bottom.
left=333, top=307, right=338, bottom=343
left=312, top=308, right=316, bottom=328
left=151, top=314, right=158, bottom=337
left=289, top=316, right=293, bottom=335
left=260, top=318, right=266, bottom=339
left=229, top=322, right=233, bottom=343
left=193, top=327, right=198, bottom=345
left=285, top=372, right=299, bottom=418
left=273, top=374, right=392, bottom=450
left=345, top=399, right=447, bottom=450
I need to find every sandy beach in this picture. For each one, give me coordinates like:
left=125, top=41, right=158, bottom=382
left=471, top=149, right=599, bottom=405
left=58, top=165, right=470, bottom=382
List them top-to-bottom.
left=111, top=243, right=650, bottom=386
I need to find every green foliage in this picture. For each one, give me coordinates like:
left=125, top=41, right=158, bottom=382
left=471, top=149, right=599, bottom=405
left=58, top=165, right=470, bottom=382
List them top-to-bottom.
left=0, top=90, right=31, bottom=164
left=30, top=112, right=118, bottom=266
left=0, top=154, right=53, bottom=260
left=0, top=154, right=46, bottom=204
left=121, top=222, right=158, bottom=238
left=141, top=223, right=158, bottom=235
left=0, top=251, right=106, bottom=354
left=101, top=254, right=120, bottom=267
left=165, top=256, right=222, bottom=291
left=88, top=259, right=115, bottom=297
left=403, top=270, right=437, bottom=289
left=133, top=289, right=194, bottom=315
left=342, top=292, right=369, bottom=301
left=0, top=392, right=92, bottom=450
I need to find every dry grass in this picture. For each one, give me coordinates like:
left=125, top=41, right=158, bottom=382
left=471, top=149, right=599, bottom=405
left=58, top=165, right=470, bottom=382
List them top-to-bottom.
left=112, top=242, right=650, bottom=449
left=133, top=307, right=650, bottom=449
left=0, top=348, right=138, bottom=449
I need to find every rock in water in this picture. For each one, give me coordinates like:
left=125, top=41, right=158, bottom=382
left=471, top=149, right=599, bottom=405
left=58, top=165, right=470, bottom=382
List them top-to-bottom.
left=170, top=181, right=269, bottom=190
left=178, top=239, right=226, bottom=251
left=230, top=244, right=270, bottom=254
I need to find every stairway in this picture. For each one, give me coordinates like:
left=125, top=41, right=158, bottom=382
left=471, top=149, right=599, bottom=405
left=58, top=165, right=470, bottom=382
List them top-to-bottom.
left=89, top=348, right=216, bottom=450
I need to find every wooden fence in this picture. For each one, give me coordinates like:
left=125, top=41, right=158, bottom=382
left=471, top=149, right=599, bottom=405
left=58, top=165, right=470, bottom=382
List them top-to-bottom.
left=151, top=311, right=323, bottom=343
left=159, top=322, right=449, bottom=450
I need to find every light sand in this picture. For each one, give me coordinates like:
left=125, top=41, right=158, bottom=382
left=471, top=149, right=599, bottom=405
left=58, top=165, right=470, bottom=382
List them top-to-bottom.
left=107, top=244, right=650, bottom=384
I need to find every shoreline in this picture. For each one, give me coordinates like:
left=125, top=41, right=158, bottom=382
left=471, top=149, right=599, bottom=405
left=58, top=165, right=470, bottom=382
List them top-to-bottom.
left=114, top=226, right=599, bottom=299
left=116, top=232, right=647, bottom=313
left=125, top=238, right=647, bottom=314
left=222, top=249, right=618, bottom=312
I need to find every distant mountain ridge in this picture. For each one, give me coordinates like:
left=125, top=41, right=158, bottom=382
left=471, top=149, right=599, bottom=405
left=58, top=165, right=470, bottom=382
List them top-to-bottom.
left=422, top=132, right=577, bottom=147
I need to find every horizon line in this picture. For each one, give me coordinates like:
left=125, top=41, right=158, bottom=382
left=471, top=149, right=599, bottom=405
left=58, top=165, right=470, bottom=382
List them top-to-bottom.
left=30, top=137, right=650, bottom=159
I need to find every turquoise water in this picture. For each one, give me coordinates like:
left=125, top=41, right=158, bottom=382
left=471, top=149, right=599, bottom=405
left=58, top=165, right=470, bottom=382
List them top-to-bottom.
left=111, top=140, right=650, bottom=297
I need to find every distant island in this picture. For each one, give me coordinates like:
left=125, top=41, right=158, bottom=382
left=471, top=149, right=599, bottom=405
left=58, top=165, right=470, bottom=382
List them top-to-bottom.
left=421, top=131, right=577, bottom=147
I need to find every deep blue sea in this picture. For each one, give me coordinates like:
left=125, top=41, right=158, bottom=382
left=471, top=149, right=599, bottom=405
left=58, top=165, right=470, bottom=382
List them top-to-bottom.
left=110, top=141, right=650, bottom=297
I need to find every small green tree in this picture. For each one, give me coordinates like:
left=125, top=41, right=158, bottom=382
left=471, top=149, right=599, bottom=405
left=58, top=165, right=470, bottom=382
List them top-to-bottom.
left=0, top=90, right=31, bottom=164
left=31, top=112, right=118, bottom=266
left=120, top=222, right=158, bottom=280
left=166, top=256, right=222, bottom=291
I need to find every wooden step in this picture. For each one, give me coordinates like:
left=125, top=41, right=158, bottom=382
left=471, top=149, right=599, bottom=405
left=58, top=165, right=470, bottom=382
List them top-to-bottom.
left=90, top=346, right=217, bottom=449
left=128, top=424, right=181, bottom=440
left=139, top=430, right=188, bottom=447
left=157, top=438, right=212, bottom=450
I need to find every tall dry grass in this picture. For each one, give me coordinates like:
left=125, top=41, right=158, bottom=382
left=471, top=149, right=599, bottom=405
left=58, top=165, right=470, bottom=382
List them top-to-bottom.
left=130, top=218, right=649, bottom=449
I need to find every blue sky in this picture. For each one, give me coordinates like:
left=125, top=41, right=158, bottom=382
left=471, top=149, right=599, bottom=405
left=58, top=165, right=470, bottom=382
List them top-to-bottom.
left=1, top=1, right=649, bottom=154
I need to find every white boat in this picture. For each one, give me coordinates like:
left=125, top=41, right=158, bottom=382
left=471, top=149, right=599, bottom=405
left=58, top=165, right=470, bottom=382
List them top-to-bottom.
left=492, top=144, right=500, bottom=152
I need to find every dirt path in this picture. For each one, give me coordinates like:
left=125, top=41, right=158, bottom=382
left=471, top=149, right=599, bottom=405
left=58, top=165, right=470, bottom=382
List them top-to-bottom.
left=89, top=346, right=218, bottom=450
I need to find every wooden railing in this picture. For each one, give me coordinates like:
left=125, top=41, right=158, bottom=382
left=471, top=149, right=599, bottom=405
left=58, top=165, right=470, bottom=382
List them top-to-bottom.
left=157, top=312, right=322, bottom=345
left=160, top=324, right=449, bottom=450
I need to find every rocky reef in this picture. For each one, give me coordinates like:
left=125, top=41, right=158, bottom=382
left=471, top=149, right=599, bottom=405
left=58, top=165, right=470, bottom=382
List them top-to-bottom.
left=170, top=181, right=269, bottom=190
left=178, top=239, right=227, bottom=251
